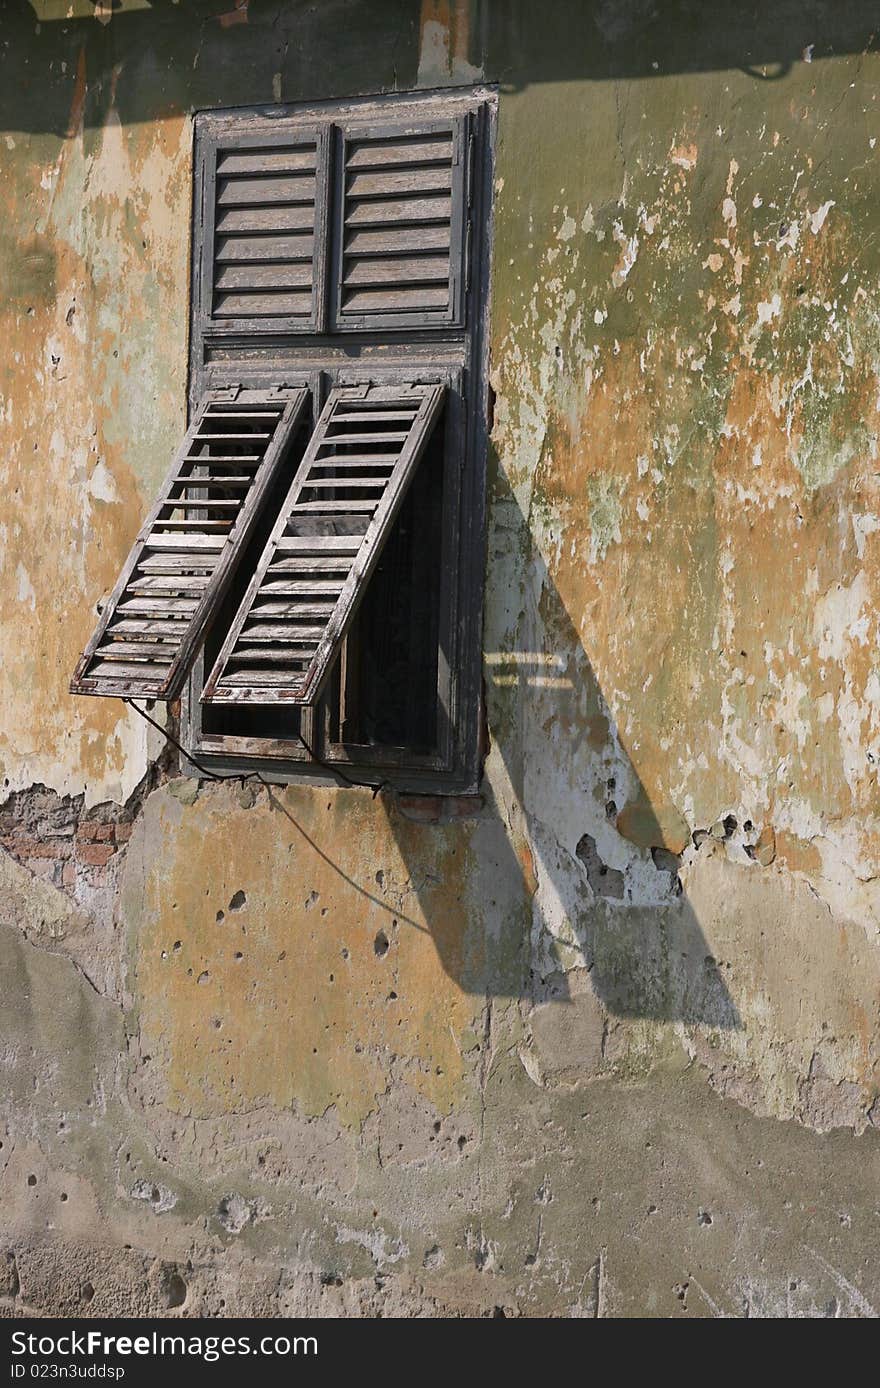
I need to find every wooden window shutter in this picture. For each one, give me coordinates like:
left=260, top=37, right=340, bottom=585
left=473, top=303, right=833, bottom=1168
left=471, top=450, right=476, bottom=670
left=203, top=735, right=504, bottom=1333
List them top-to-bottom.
left=331, top=115, right=470, bottom=331
left=196, top=122, right=330, bottom=335
left=202, top=381, right=446, bottom=706
left=70, top=387, right=310, bottom=701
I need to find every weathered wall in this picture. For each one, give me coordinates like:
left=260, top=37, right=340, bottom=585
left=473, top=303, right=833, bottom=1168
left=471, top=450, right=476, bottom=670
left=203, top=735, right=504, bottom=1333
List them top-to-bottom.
left=2, top=0, right=880, bottom=1317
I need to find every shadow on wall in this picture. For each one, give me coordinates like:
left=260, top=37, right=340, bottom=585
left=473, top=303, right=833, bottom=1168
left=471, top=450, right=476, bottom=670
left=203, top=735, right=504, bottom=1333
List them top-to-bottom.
left=4, top=0, right=880, bottom=134
left=381, top=456, right=742, bottom=1031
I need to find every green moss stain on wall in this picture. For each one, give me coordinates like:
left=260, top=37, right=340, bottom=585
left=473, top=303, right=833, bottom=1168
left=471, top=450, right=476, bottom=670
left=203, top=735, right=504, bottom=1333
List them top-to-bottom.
left=489, top=41, right=880, bottom=860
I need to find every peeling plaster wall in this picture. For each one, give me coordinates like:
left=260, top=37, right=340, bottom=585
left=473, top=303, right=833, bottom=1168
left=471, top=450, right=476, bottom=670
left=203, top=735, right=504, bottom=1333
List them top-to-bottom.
left=2, top=0, right=880, bottom=1317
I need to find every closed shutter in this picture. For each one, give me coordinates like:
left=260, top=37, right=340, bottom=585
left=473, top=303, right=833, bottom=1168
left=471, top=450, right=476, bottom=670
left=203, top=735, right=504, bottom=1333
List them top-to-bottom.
left=331, top=116, right=470, bottom=330
left=197, top=124, right=330, bottom=334
left=202, top=381, right=445, bottom=706
left=70, top=387, right=310, bottom=701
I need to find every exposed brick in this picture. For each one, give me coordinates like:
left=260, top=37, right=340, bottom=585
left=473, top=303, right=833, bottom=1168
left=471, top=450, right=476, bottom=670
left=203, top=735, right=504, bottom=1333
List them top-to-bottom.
left=76, top=822, right=102, bottom=841
left=114, top=823, right=134, bottom=843
left=5, top=838, right=69, bottom=860
left=76, top=843, right=116, bottom=867
left=61, top=861, right=77, bottom=888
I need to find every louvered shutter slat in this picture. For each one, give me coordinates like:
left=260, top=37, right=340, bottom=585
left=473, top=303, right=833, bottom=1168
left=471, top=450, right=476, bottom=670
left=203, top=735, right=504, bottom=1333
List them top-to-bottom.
left=333, top=118, right=468, bottom=330
left=346, top=136, right=453, bottom=169
left=216, top=148, right=317, bottom=175
left=346, top=168, right=453, bottom=198
left=217, top=175, right=317, bottom=207
left=345, top=195, right=452, bottom=228
left=215, top=205, right=316, bottom=234
left=344, top=226, right=451, bottom=256
left=216, top=235, right=314, bottom=264
left=343, top=254, right=451, bottom=287
left=215, top=263, right=313, bottom=290
left=340, top=286, right=451, bottom=315
left=216, top=293, right=313, bottom=318
left=202, top=383, right=445, bottom=706
left=70, top=389, right=310, bottom=701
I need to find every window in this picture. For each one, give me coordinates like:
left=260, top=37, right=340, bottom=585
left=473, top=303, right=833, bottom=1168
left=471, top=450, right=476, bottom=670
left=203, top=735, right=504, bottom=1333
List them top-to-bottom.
left=71, top=88, right=495, bottom=794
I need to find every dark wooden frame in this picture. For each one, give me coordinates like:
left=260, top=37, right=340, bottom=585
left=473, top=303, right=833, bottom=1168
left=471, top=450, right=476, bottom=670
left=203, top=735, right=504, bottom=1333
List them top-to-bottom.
left=184, top=87, right=496, bottom=794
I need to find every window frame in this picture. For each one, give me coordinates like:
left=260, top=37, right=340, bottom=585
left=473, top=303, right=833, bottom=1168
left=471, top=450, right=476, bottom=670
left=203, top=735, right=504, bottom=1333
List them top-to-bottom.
left=182, top=87, right=496, bottom=795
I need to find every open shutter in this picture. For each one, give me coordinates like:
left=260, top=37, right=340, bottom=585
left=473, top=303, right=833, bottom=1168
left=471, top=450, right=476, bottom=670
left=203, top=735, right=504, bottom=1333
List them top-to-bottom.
left=331, top=116, right=470, bottom=331
left=196, top=121, right=330, bottom=335
left=202, top=381, right=445, bottom=706
left=70, top=387, right=310, bottom=701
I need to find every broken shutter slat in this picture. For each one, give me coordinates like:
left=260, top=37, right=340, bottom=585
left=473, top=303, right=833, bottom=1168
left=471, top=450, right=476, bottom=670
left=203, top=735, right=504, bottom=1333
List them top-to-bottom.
left=331, top=116, right=469, bottom=331
left=202, top=382, right=445, bottom=707
left=70, top=388, right=310, bottom=702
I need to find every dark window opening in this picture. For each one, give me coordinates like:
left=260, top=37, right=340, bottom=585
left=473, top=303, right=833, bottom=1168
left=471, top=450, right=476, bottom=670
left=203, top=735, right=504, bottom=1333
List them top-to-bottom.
left=329, top=402, right=445, bottom=755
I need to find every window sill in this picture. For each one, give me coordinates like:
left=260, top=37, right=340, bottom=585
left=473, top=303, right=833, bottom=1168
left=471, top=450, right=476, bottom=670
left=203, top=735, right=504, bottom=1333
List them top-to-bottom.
left=181, top=742, right=481, bottom=800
